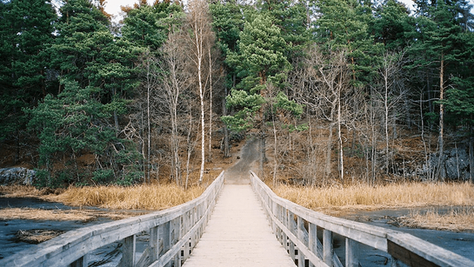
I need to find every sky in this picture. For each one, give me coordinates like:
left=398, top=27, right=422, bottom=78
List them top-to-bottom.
left=102, top=0, right=473, bottom=22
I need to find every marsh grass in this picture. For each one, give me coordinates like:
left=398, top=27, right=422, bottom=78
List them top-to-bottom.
left=273, top=182, right=474, bottom=211
left=1, top=183, right=206, bottom=211
left=49, top=184, right=206, bottom=210
left=398, top=206, right=474, bottom=232
left=0, top=207, right=145, bottom=221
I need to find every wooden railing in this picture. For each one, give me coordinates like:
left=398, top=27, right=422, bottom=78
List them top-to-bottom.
left=1, top=171, right=225, bottom=267
left=250, top=171, right=474, bottom=267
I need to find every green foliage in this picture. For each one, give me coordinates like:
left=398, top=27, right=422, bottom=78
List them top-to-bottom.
left=0, top=0, right=57, bottom=140
left=274, top=92, right=304, bottom=117
left=92, top=169, right=115, bottom=184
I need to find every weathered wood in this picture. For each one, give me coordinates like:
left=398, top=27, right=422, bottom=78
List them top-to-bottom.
left=0, top=171, right=225, bottom=267
left=250, top=171, right=474, bottom=267
left=297, top=216, right=305, bottom=267
left=308, top=223, right=317, bottom=267
left=150, top=226, right=159, bottom=262
left=323, top=229, right=333, bottom=266
left=387, top=232, right=474, bottom=267
left=118, top=235, right=136, bottom=267
left=345, top=238, right=359, bottom=267
left=388, top=240, right=439, bottom=267
left=136, top=247, right=151, bottom=267
left=69, top=255, right=87, bottom=267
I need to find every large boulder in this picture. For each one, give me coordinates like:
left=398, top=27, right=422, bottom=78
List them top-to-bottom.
left=0, top=167, right=36, bottom=185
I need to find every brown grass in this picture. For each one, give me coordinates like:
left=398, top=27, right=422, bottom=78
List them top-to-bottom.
left=273, top=182, right=474, bottom=213
left=48, top=184, right=206, bottom=210
left=397, top=206, right=474, bottom=232
left=0, top=208, right=143, bottom=221
left=15, top=229, right=65, bottom=244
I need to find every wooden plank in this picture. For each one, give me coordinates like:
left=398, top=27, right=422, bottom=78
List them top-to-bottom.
left=297, top=216, right=306, bottom=267
left=308, top=223, right=317, bottom=267
left=150, top=226, right=159, bottom=262
left=323, top=229, right=333, bottom=266
left=388, top=232, right=474, bottom=267
left=118, top=235, right=136, bottom=267
left=345, top=238, right=359, bottom=267
left=388, top=240, right=439, bottom=267
left=69, top=255, right=87, bottom=267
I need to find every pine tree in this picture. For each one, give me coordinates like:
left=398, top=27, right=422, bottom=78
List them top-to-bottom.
left=0, top=0, right=56, bottom=142
left=29, top=0, right=142, bottom=186
left=408, top=0, right=466, bottom=180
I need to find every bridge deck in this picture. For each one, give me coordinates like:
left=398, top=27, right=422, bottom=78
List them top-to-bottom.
left=182, top=184, right=296, bottom=267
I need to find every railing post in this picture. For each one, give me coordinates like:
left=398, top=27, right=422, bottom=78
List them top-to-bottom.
left=288, top=211, right=296, bottom=263
left=297, top=216, right=305, bottom=267
left=159, top=221, right=171, bottom=267
left=308, top=223, right=317, bottom=267
left=150, top=226, right=159, bottom=262
left=323, top=229, right=333, bottom=266
left=119, top=235, right=136, bottom=267
left=345, top=238, right=359, bottom=267
left=70, top=255, right=88, bottom=267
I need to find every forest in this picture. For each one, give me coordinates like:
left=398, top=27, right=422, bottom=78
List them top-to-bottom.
left=1, top=0, right=473, bottom=188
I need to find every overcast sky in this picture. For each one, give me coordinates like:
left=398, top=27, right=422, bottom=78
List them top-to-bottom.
left=101, top=0, right=473, bottom=22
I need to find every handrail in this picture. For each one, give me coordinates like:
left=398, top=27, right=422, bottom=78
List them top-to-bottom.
left=1, top=171, right=225, bottom=267
left=250, top=171, right=474, bottom=267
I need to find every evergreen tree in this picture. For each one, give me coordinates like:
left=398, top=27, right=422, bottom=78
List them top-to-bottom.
left=0, top=0, right=56, bottom=141
left=29, top=0, right=142, bottom=186
left=408, top=0, right=466, bottom=180
left=223, top=13, right=292, bottom=131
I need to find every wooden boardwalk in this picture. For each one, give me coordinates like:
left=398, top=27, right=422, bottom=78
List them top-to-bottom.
left=182, top=184, right=296, bottom=267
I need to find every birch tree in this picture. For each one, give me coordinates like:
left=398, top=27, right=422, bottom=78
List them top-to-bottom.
left=187, top=0, right=215, bottom=183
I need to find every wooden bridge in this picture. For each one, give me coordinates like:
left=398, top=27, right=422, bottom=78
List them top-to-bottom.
left=1, top=170, right=474, bottom=267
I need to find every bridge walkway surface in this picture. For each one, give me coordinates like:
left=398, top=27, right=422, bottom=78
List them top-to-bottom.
left=182, top=183, right=296, bottom=267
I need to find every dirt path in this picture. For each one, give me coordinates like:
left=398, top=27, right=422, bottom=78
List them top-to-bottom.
left=224, top=138, right=260, bottom=184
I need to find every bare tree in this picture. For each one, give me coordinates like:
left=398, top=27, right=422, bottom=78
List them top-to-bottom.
left=187, top=0, right=215, bottom=184
left=156, top=29, right=192, bottom=186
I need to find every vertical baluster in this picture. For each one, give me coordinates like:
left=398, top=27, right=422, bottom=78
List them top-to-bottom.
left=283, top=208, right=289, bottom=253
left=288, top=211, right=296, bottom=263
left=183, top=212, right=190, bottom=262
left=297, top=216, right=305, bottom=267
left=159, top=222, right=170, bottom=267
left=308, top=223, right=317, bottom=267
left=150, top=226, right=159, bottom=262
left=323, top=229, right=333, bottom=266
left=121, top=235, right=136, bottom=267
left=345, top=238, right=359, bottom=267
left=70, top=255, right=88, bottom=267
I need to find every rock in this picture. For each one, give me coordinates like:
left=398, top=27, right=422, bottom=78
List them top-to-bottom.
left=0, top=167, right=36, bottom=185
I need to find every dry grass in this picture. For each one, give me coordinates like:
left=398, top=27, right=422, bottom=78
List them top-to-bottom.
left=273, top=182, right=474, bottom=213
left=1, top=183, right=207, bottom=210
left=49, top=184, right=206, bottom=210
left=397, top=206, right=474, bottom=232
left=0, top=208, right=142, bottom=221
left=15, top=229, right=65, bottom=244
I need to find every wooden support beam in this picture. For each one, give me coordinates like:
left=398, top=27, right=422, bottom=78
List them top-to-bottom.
left=308, top=224, right=317, bottom=267
left=323, top=229, right=333, bottom=266
left=119, top=235, right=136, bottom=267
left=345, top=238, right=359, bottom=267
left=388, top=240, right=440, bottom=267
left=69, top=255, right=87, bottom=267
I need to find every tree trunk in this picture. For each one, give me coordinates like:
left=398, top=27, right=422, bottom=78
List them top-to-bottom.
left=208, top=46, right=213, bottom=162
left=437, top=53, right=445, bottom=182
left=384, top=66, right=390, bottom=174
left=147, top=68, right=151, bottom=184
left=326, top=123, right=333, bottom=180
left=470, top=125, right=474, bottom=184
